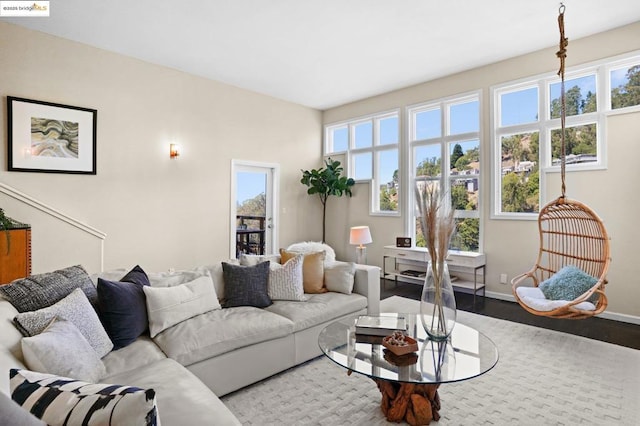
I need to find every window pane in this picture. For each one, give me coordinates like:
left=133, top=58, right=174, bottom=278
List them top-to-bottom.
left=611, top=64, right=640, bottom=110
left=550, top=75, right=597, bottom=119
left=500, top=87, right=538, bottom=126
left=449, top=100, right=479, bottom=135
left=415, top=109, right=441, bottom=140
left=379, top=116, right=399, bottom=145
left=354, top=121, right=373, bottom=149
left=550, top=124, right=597, bottom=166
left=330, top=127, right=348, bottom=153
left=500, top=132, right=540, bottom=213
left=449, top=140, right=480, bottom=175
left=414, top=145, right=441, bottom=178
left=378, top=150, right=399, bottom=212
left=353, top=152, right=372, bottom=180
left=414, top=180, right=441, bottom=248
left=450, top=218, right=480, bottom=252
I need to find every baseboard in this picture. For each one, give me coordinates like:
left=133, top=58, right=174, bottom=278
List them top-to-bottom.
left=485, top=290, right=640, bottom=326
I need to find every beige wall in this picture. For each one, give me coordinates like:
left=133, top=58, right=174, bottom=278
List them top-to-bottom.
left=0, top=22, right=323, bottom=273
left=323, top=22, right=640, bottom=319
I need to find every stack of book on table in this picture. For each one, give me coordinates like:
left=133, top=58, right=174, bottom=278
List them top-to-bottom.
left=355, top=315, right=407, bottom=336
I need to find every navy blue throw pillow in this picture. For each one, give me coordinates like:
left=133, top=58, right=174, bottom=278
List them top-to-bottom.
left=222, top=261, right=272, bottom=308
left=97, top=265, right=150, bottom=349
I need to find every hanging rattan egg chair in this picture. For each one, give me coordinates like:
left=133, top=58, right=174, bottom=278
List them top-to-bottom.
left=511, top=4, right=611, bottom=320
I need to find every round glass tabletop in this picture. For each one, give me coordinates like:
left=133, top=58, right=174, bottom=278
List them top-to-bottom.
left=318, top=313, right=499, bottom=385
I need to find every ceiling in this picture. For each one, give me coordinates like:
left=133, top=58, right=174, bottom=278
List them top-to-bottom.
left=5, top=0, right=640, bottom=110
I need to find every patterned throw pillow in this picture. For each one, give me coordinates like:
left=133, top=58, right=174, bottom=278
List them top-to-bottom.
left=280, top=249, right=326, bottom=294
left=268, top=254, right=307, bottom=301
left=222, top=261, right=272, bottom=308
left=0, top=265, right=97, bottom=312
left=97, top=265, right=151, bottom=349
left=539, top=265, right=599, bottom=303
left=14, top=288, right=113, bottom=358
left=21, top=318, right=106, bottom=383
left=10, top=369, right=159, bottom=426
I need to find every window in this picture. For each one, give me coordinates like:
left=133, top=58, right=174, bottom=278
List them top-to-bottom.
left=609, top=58, right=640, bottom=110
left=493, top=68, right=609, bottom=217
left=408, top=92, right=481, bottom=252
left=325, top=111, right=400, bottom=215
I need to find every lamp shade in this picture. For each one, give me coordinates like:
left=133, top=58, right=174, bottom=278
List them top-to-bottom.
left=349, top=226, right=372, bottom=246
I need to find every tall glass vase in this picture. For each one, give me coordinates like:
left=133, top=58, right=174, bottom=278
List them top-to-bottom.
left=420, top=260, right=456, bottom=341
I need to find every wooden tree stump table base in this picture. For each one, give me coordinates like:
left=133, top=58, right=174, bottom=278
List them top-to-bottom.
left=375, top=379, right=441, bottom=425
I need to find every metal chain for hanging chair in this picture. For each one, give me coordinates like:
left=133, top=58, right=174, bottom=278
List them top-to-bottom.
left=557, top=3, right=568, bottom=199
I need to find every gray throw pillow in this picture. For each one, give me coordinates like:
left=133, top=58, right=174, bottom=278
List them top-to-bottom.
left=222, top=261, right=272, bottom=308
left=0, top=265, right=97, bottom=313
left=14, top=288, right=113, bottom=358
left=21, top=318, right=106, bottom=383
left=0, top=391, right=45, bottom=426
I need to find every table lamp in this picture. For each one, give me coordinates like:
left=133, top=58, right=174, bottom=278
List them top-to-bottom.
left=350, top=226, right=372, bottom=264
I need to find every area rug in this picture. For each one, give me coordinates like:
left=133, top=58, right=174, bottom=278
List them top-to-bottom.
left=221, top=296, right=640, bottom=425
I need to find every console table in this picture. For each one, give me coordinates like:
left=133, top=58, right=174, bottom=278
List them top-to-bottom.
left=0, top=225, right=32, bottom=285
left=383, top=245, right=486, bottom=301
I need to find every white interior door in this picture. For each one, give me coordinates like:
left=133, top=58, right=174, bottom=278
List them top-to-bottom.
left=230, top=160, right=279, bottom=258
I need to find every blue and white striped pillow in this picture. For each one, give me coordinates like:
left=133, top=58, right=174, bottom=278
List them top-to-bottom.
left=10, top=369, right=159, bottom=425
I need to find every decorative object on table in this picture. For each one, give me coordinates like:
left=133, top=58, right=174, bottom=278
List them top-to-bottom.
left=511, top=4, right=611, bottom=320
left=7, top=97, right=97, bottom=174
left=300, top=158, right=355, bottom=242
left=415, top=180, right=457, bottom=341
left=0, top=207, right=16, bottom=254
left=349, top=225, right=372, bottom=264
left=396, top=237, right=411, bottom=247
left=355, top=315, right=406, bottom=336
left=382, top=331, right=418, bottom=356
left=383, top=349, right=418, bottom=367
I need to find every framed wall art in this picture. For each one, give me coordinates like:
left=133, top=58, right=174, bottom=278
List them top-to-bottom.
left=7, top=96, right=97, bottom=174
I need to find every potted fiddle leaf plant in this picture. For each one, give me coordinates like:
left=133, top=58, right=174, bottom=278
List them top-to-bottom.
left=300, top=158, right=355, bottom=242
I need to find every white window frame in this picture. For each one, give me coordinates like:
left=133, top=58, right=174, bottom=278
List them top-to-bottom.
left=489, top=51, right=640, bottom=219
left=605, top=51, right=640, bottom=115
left=406, top=90, right=482, bottom=252
left=324, top=109, right=401, bottom=216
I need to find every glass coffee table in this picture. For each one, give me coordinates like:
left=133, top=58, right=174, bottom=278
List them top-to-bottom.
left=318, top=313, right=498, bottom=424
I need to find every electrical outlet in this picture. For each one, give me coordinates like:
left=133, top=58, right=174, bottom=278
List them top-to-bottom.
left=168, top=267, right=175, bottom=273
left=500, top=273, right=508, bottom=284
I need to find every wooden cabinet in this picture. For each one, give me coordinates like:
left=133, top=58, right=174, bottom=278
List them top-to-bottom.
left=0, top=227, right=32, bottom=285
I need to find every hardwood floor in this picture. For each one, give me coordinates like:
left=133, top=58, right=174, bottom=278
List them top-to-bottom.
left=381, top=279, right=640, bottom=350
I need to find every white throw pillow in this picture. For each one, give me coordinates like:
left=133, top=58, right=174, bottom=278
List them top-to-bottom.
left=286, top=241, right=336, bottom=264
left=240, top=253, right=281, bottom=266
left=268, top=254, right=307, bottom=301
left=324, top=261, right=356, bottom=294
left=144, top=275, right=220, bottom=338
left=14, top=288, right=113, bottom=358
left=21, top=318, right=106, bottom=383
left=10, top=369, right=159, bottom=426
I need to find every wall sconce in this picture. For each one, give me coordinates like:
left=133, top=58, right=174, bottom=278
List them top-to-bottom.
left=169, top=144, right=180, bottom=159
left=349, top=225, right=372, bottom=264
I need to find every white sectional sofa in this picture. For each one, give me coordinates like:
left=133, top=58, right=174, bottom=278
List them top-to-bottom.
left=0, top=254, right=380, bottom=425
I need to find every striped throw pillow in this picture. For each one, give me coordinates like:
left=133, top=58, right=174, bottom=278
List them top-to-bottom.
left=10, top=369, right=159, bottom=426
